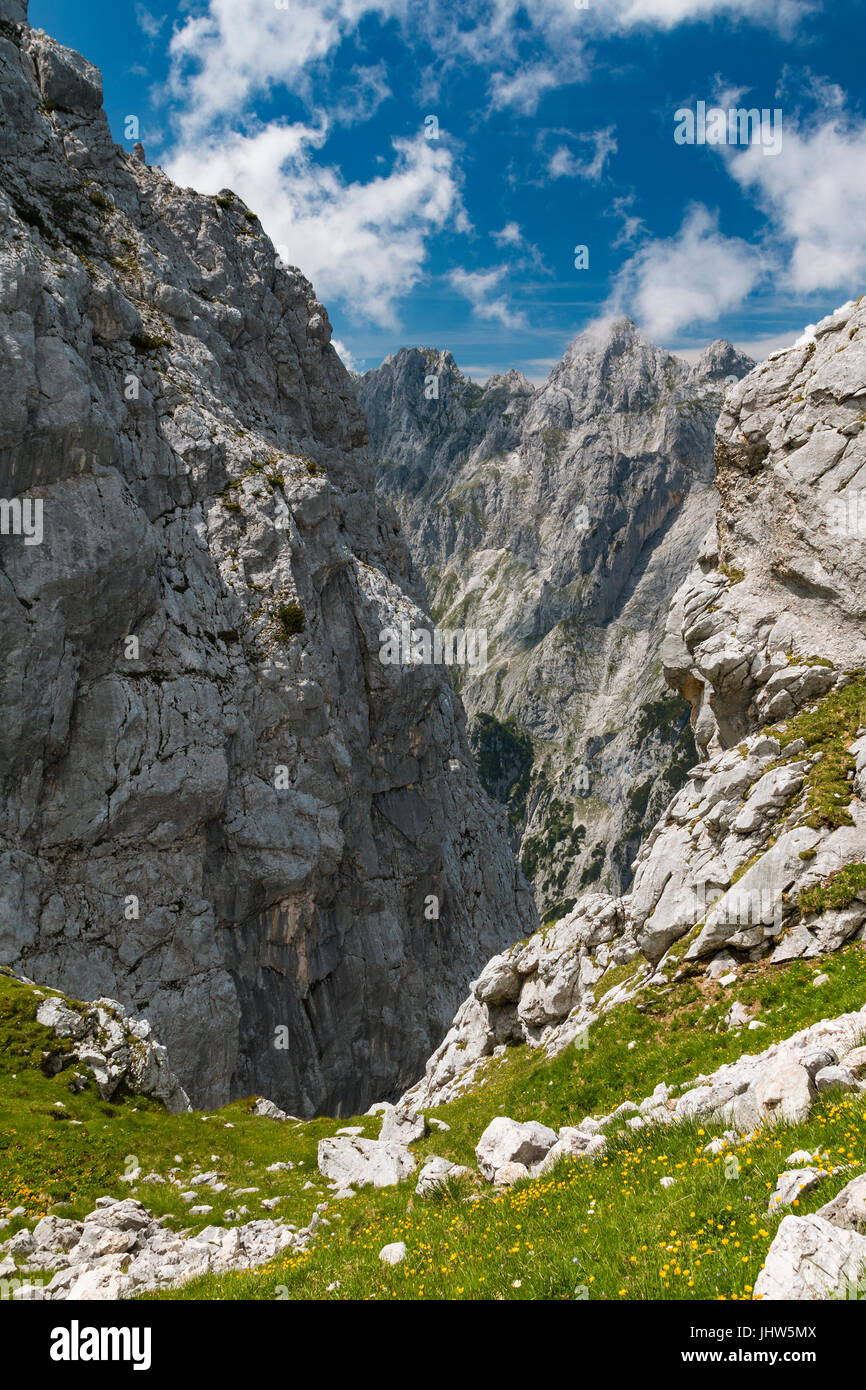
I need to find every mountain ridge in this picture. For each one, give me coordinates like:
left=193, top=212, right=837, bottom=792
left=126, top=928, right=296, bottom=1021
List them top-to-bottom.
left=358, top=319, right=754, bottom=912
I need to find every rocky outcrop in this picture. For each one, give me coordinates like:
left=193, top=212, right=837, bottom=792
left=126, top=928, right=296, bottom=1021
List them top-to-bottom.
left=0, top=5, right=536, bottom=1116
left=663, top=300, right=866, bottom=758
left=401, top=301, right=866, bottom=1109
left=358, top=329, right=753, bottom=907
left=30, top=979, right=190, bottom=1113
left=1, top=1195, right=316, bottom=1300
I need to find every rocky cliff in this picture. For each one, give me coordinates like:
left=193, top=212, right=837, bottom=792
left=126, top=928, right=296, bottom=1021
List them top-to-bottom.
left=0, top=2, right=536, bottom=1116
left=402, top=298, right=866, bottom=1108
left=358, top=327, right=753, bottom=914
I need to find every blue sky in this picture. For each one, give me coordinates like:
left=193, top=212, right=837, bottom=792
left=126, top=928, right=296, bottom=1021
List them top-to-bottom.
left=29, top=0, right=866, bottom=380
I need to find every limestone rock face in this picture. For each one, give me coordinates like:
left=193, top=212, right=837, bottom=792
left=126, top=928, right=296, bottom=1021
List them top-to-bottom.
left=0, top=10, right=536, bottom=1114
left=663, top=301, right=866, bottom=758
left=399, top=303, right=866, bottom=1110
left=358, top=328, right=753, bottom=906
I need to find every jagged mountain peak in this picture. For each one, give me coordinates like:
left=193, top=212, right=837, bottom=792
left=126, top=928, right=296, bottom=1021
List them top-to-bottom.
left=690, top=338, right=754, bottom=383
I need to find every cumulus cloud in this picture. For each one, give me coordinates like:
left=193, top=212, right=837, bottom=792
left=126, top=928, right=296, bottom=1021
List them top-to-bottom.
left=167, top=0, right=403, bottom=134
left=726, top=109, right=866, bottom=295
left=166, top=127, right=465, bottom=328
left=606, top=204, right=765, bottom=339
left=449, top=266, right=528, bottom=329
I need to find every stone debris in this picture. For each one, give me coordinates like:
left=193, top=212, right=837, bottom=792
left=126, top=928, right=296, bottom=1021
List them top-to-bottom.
left=3, top=1197, right=315, bottom=1301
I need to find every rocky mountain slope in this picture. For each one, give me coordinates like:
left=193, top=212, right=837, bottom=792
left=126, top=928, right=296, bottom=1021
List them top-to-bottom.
left=0, top=2, right=536, bottom=1117
left=401, top=294, right=866, bottom=1109
left=358, top=327, right=753, bottom=913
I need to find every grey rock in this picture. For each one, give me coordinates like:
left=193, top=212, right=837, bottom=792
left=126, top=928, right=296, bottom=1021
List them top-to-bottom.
left=0, top=13, right=536, bottom=1116
left=359, top=324, right=752, bottom=905
left=34, top=991, right=189, bottom=1112
left=814, top=1065, right=861, bottom=1093
left=378, top=1106, right=426, bottom=1146
left=475, top=1116, right=558, bottom=1181
left=316, top=1136, right=416, bottom=1189
left=415, top=1156, right=470, bottom=1195
left=767, top=1168, right=828, bottom=1214
left=816, top=1174, right=866, bottom=1233
left=754, top=1214, right=866, bottom=1300
left=378, top=1241, right=407, bottom=1265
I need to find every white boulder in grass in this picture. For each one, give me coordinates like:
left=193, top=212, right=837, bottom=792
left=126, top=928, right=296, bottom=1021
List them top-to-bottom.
left=379, top=1106, right=427, bottom=1145
left=475, top=1117, right=558, bottom=1182
left=317, top=1136, right=416, bottom=1189
left=415, top=1156, right=471, bottom=1196
left=754, top=1215, right=866, bottom=1300
left=378, top=1242, right=407, bottom=1266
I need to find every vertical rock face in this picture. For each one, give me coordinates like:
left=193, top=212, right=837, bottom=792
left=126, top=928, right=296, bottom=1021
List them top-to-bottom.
left=0, top=10, right=537, bottom=1114
left=663, top=300, right=866, bottom=758
left=402, top=302, right=866, bottom=1109
left=358, top=326, right=753, bottom=912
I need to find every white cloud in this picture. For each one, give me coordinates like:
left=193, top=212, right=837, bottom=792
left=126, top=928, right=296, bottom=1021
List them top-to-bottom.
left=165, top=0, right=810, bottom=139
left=167, top=0, right=403, bottom=134
left=600, top=0, right=811, bottom=33
left=135, top=4, right=165, bottom=40
left=488, top=54, right=587, bottom=114
left=727, top=110, right=866, bottom=295
left=547, top=126, right=616, bottom=181
left=165, top=127, right=465, bottom=328
left=606, top=193, right=645, bottom=247
left=606, top=204, right=765, bottom=339
left=491, top=221, right=524, bottom=247
left=449, top=266, right=528, bottom=330
left=332, top=338, right=363, bottom=372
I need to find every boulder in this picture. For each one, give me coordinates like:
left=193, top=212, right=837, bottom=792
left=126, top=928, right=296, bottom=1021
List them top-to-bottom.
left=840, top=1047, right=866, bottom=1078
left=753, top=1056, right=815, bottom=1126
left=814, top=1066, right=860, bottom=1093
left=250, top=1098, right=292, bottom=1121
left=379, top=1106, right=427, bottom=1145
left=474, top=1117, right=558, bottom=1182
left=316, top=1136, right=416, bottom=1190
left=415, top=1157, right=470, bottom=1196
left=493, top=1162, right=530, bottom=1187
left=767, top=1168, right=828, bottom=1214
left=816, top=1174, right=866, bottom=1234
left=754, top=1215, right=866, bottom=1300
left=378, top=1242, right=407, bottom=1266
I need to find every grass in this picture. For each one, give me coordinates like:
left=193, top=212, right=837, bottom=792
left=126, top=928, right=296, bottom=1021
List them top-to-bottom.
left=274, top=600, right=306, bottom=639
left=772, top=673, right=866, bottom=829
left=799, top=862, right=866, bottom=918
left=3, top=943, right=865, bottom=1302
left=0, top=973, right=371, bottom=1234
left=146, top=1095, right=866, bottom=1302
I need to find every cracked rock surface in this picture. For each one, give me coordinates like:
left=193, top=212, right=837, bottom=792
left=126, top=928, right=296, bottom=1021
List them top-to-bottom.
left=0, top=4, right=536, bottom=1115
